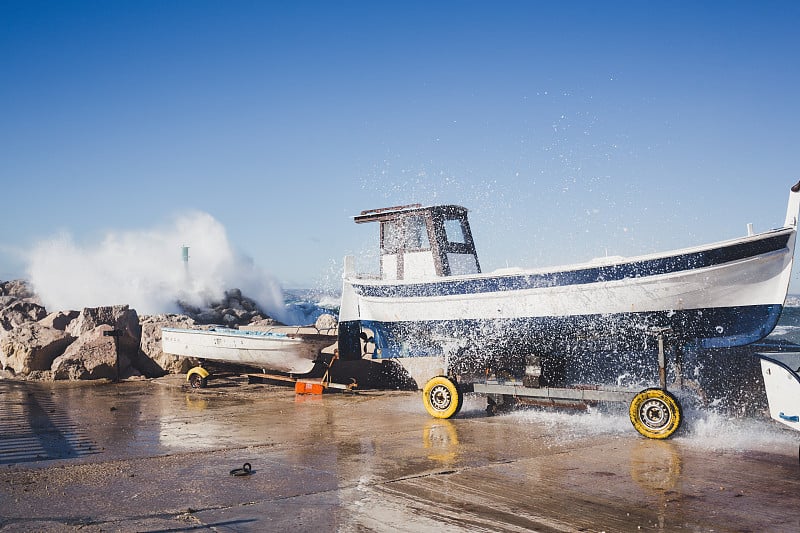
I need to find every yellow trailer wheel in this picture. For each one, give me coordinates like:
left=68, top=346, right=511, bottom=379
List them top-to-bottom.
left=187, top=366, right=209, bottom=389
left=423, top=376, right=461, bottom=419
left=629, top=388, right=682, bottom=439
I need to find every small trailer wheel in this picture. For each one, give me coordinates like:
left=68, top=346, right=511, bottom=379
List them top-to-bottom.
left=187, top=367, right=209, bottom=389
left=423, top=376, right=462, bottom=419
left=629, top=388, right=682, bottom=439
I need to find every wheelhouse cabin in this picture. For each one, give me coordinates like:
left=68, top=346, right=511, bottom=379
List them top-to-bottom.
left=354, top=204, right=481, bottom=280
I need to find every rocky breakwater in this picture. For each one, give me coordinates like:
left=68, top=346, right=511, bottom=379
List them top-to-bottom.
left=0, top=280, right=308, bottom=382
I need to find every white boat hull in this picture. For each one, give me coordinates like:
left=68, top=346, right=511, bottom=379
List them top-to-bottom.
left=343, top=228, right=794, bottom=349
left=354, top=243, right=789, bottom=322
left=161, top=327, right=335, bottom=374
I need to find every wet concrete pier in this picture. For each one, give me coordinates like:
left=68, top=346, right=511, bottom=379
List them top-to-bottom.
left=1, top=375, right=799, bottom=532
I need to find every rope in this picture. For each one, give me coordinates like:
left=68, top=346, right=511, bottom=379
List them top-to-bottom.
left=229, top=463, right=252, bottom=476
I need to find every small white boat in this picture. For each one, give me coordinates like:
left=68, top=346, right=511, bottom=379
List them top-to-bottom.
left=338, top=183, right=800, bottom=391
left=161, top=325, right=336, bottom=375
left=758, top=352, right=800, bottom=433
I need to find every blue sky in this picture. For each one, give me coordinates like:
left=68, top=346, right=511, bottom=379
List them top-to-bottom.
left=2, top=1, right=800, bottom=297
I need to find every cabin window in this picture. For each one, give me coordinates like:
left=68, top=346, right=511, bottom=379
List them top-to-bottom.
left=405, top=215, right=430, bottom=250
left=382, top=216, right=430, bottom=253
left=444, top=219, right=466, bottom=244
left=382, top=221, right=402, bottom=253
left=447, top=253, right=480, bottom=275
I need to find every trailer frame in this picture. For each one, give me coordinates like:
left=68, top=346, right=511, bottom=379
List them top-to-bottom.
left=422, top=328, right=685, bottom=439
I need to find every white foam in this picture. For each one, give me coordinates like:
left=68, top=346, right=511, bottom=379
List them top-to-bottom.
left=25, top=211, right=293, bottom=323
left=502, top=403, right=798, bottom=454
left=507, top=405, right=632, bottom=441
left=675, top=408, right=799, bottom=453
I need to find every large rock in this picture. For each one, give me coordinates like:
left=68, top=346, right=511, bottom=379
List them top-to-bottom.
left=0, top=279, right=36, bottom=299
left=0, top=280, right=45, bottom=333
left=176, top=287, right=270, bottom=326
left=0, top=300, right=48, bottom=331
left=66, top=304, right=139, bottom=336
left=66, top=305, right=141, bottom=362
left=196, top=309, right=222, bottom=324
left=39, top=310, right=80, bottom=331
left=314, top=313, right=338, bottom=332
left=137, top=314, right=198, bottom=376
left=245, top=317, right=279, bottom=328
left=0, top=323, right=74, bottom=374
left=52, top=324, right=136, bottom=380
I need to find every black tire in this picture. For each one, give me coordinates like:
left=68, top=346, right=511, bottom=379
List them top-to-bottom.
left=189, top=373, right=207, bottom=389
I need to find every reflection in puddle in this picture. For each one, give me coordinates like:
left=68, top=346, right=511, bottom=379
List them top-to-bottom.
left=294, top=393, right=323, bottom=405
left=157, top=394, right=243, bottom=451
left=184, top=394, right=209, bottom=411
left=423, top=419, right=460, bottom=464
left=630, top=439, right=681, bottom=492
left=630, top=439, right=682, bottom=532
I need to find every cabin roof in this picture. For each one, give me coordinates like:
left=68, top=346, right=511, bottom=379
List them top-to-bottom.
left=354, top=204, right=469, bottom=224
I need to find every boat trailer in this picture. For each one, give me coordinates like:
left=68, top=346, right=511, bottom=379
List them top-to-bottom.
left=422, top=328, right=685, bottom=439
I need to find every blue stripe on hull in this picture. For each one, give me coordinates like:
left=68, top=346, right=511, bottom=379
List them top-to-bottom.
left=352, top=233, right=791, bottom=299
left=348, top=304, right=784, bottom=360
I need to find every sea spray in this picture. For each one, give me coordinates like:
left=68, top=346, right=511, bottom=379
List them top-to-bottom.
left=26, top=211, right=294, bottom=323
left=494, top=400, right=798, bottom=456
left=675, top=406, right=798, bottom=453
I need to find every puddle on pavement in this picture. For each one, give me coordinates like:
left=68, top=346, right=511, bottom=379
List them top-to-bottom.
left=0, top=378, right=284, bottom=464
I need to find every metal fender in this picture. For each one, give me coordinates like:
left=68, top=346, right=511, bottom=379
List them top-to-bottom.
left=186, top=366, right=209, bottom=380
left=186, top=366, right=209, bottom=388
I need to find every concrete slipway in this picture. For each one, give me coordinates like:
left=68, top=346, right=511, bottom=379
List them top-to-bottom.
left=1, top=375, right=798, bottom=532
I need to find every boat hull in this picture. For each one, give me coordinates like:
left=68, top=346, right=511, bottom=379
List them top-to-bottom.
left=161, top=327, right=336, bottom=374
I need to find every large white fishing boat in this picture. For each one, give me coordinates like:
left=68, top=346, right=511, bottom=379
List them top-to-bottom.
left=338, top=183, right=800, bottom=394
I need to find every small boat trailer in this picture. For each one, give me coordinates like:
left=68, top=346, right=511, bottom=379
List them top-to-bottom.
left=421, top=328, right=684, bottom=439
left=188, top=350, right=358, bottom=394
left=246, top=360, right=359, bottom=395
left=247, top=371, right=358, bottom=395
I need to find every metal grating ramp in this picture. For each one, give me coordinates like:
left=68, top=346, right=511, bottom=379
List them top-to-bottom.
left=0, top=381, right=98, bottom=465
